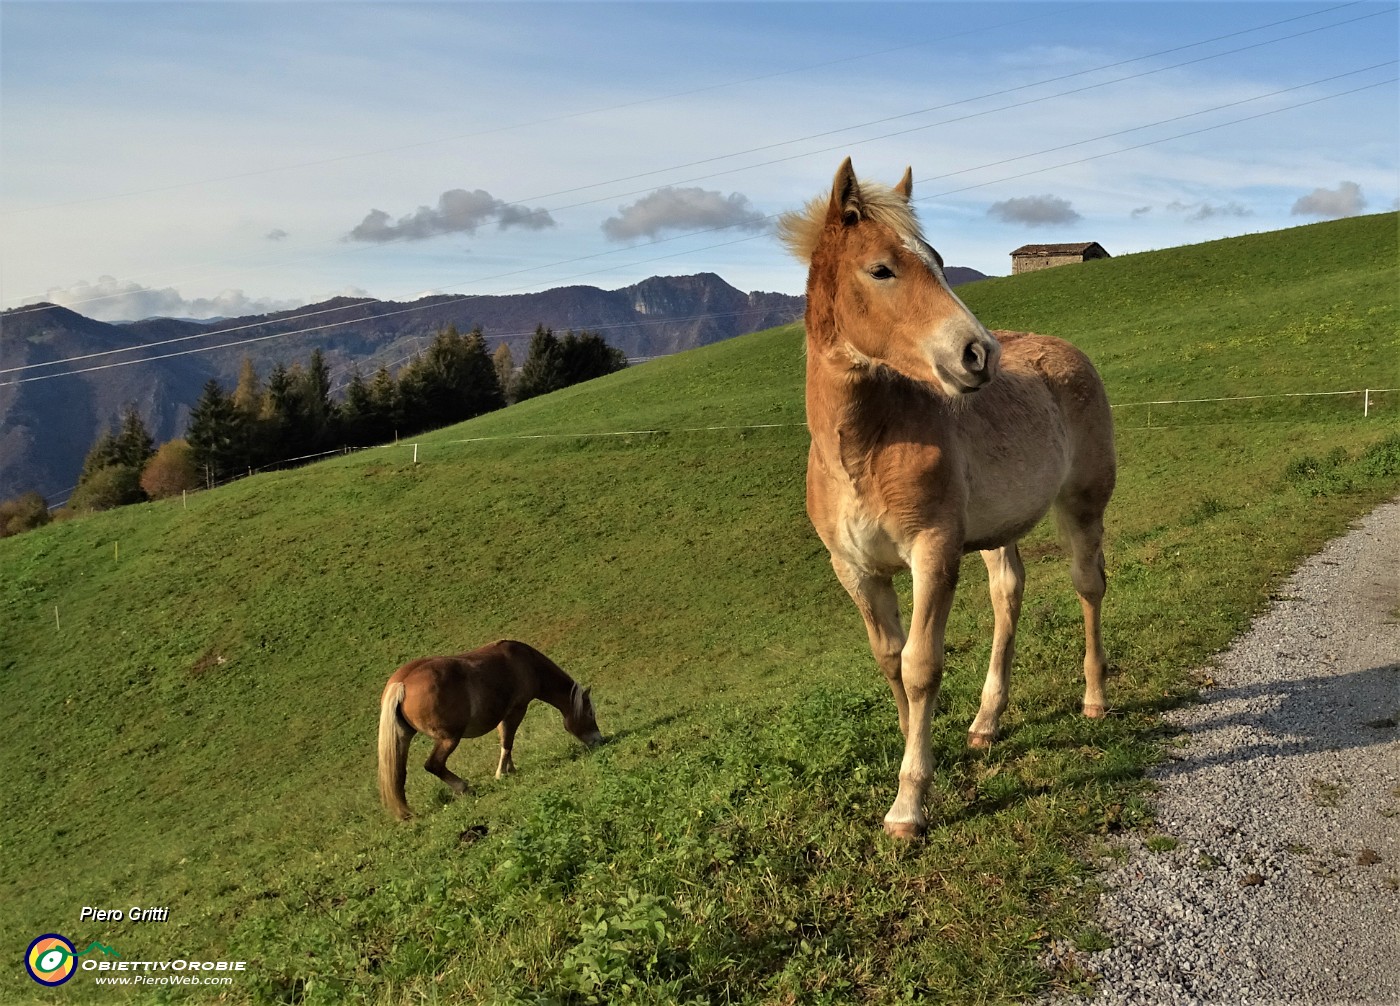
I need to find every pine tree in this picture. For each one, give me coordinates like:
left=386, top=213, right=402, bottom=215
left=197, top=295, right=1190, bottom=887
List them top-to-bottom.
left=513, top=325, right=565, bottom=402
left=296, top=348, right=337, bottom=451
left=368, top=365, right=401, bottom=443
left=339, top=366, right=376, bottom=448
left=187, top=379, right=241, bottom=486
left=113, top=404, right=156, bottom=470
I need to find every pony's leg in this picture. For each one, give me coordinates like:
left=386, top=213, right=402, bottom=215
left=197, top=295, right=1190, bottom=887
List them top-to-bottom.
left=1059, top=504, right=1109, bottom=718
left=884, top=536, right=959, bottom=840
left=969, top=543, right=1025, bottom=747
left=831, top=557, right=908, bottom=736
left=496, top=708, right=527, bottom=778
left=424, top=736, right=470, bottom=795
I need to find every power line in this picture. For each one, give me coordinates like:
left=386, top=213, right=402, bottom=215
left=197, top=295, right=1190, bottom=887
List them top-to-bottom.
left=3, top=2, right=1377, bottom=316
left=0, top=4, right=1090, bottom=219
left=4, top=66, right=1388, bottom=386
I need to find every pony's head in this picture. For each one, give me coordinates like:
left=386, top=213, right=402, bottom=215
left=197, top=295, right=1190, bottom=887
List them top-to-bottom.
left=779, top=158, right=1000, bottom=396
left=565, top=683, right=604, bottom=748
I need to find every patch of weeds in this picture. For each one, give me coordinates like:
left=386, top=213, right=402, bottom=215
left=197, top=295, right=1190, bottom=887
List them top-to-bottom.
left=1358, top=433, right=1400, bottom=478
left=1185, top=496, right=1229, bottom=524
left=1308, top=779, right=1348, bottom=808
left=1145, top=834, right=1179, bottom=853
left=1285, top=842, right=1313, bottom=855
left=1195, top=852, right=1222, bottom=871
left=527, top=889, right=700, bottom=1005
left=1074, top=927, right=1113, bottom=953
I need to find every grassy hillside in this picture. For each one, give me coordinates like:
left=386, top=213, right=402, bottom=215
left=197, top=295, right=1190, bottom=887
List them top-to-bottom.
left=2, top=213, right=1396, bottom=1005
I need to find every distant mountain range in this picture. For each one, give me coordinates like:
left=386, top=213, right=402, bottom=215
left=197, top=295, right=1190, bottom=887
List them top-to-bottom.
left=0, top=267, right=986, bottom=503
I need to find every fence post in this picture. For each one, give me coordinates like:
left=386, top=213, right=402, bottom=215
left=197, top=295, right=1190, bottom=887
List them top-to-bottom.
left=1364, top=389, right=1370, bottom=418
left=413, top=443, right=419, bottom=464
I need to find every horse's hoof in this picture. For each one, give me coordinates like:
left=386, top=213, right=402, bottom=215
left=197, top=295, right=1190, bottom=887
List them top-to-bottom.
left=1083, top=704, right=1107, bottom=719
left=968, top=731, right=996, bottom=749
left=883, top=819, right=926, bottom=841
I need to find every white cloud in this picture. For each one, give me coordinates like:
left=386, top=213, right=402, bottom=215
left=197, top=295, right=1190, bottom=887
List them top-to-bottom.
left=1291, top=181, right=1367, bottom=219
left=602, top=187, right=769, bottom=242
left=347, top=188, right=556, bottom=243
left=986, top=194, right=1081, bottom=227
left=1166, top=200, right=1253, bottom=222
left=26, top=276, right=305, bottom=322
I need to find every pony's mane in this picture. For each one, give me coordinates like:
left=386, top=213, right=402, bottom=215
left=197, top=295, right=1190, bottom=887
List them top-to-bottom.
left=777, top=179, right=925, bottom=264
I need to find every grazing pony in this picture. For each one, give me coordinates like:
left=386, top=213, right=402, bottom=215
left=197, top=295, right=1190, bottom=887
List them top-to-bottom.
left=778, top=159, right=1116, bottom=839
left=377, top=639, right=602, bottom=820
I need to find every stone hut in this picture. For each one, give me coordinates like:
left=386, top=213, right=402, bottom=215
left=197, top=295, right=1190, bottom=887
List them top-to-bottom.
left=1010, top=242, right=1111, bottom=275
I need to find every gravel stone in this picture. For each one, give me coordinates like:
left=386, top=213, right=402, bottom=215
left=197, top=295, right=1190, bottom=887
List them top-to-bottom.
left=1051, top=498, right=1400, bottom=1006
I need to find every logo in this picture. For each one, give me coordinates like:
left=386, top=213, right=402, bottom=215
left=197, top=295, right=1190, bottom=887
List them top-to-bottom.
left=25, top=934, right=77, bottom=986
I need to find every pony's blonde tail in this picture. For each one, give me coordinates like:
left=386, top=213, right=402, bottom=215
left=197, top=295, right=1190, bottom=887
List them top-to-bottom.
left=377, top=681, right=413, bottom=820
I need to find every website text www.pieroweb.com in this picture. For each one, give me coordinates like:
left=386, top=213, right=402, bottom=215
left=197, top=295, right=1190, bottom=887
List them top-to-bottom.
left=23, top=905, right=250, bottom=990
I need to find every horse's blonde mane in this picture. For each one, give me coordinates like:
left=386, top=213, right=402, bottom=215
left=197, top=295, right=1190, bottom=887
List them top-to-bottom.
left=777, top=178, right=925, bottom=264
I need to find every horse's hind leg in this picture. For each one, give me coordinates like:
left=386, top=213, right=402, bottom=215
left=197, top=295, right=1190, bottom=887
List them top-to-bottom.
left=1057, top=498, right=1109, bottom=718
left=970, top=543, right=1025, bottom=747
left=832, top=557, right=909, bottom=736
left=496, top=707, right=527, bottom=778
left=424, top=736, right=470, bottom=795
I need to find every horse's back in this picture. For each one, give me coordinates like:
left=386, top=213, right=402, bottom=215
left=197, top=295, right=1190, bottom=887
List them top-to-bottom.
left=992, top=331, right=1116, bottom=504
left=391, top=647, right=534, bottom=739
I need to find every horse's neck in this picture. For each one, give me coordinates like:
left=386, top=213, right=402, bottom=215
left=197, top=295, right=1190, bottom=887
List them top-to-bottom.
left=529, top=654, right=576, bottom=712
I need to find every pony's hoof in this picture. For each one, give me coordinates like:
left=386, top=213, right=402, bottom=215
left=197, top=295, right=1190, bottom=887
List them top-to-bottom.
left=1083, top=704, right=1107, bottom=719
left=968, top=731, right=996, bottom=749
left=883, top=819, right=926, bottom=841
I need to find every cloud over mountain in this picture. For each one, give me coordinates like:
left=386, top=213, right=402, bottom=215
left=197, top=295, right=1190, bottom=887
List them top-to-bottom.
left=1291, top=181, right=1366, bottom=219
left=602, top=187, right=768, bottom=242
left=348, top=188, right=556, bottom=243
left=986, top=194, right=1081, bottom=227
left=23, top=276, right=307, bottom=322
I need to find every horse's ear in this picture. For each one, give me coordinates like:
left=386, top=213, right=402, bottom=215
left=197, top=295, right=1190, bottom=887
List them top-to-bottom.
left=829, top=157, right=862, bottom=226
left=896, top=166, right=913, bottom=201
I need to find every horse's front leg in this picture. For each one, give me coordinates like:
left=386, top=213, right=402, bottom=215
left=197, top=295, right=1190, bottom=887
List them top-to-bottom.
left=884, top=535, right=959, bottom=840
left=831, top=557, right=909, bottom=737
left=496, top=706, right=528, bottom=778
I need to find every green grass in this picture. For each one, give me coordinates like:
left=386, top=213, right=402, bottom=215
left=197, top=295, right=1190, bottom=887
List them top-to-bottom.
left=2, top=213, right=1397, bottom=1005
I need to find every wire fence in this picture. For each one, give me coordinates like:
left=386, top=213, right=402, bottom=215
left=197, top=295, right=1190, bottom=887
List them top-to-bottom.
left=43, top=386, right=1397, bottom=510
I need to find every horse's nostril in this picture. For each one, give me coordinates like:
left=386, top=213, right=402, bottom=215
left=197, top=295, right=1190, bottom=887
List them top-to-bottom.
left=963, top=340, right=986, bottom=372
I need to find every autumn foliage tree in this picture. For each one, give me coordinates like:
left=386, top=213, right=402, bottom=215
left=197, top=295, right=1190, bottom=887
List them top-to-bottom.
left=140, top=439, right=200, bottom=499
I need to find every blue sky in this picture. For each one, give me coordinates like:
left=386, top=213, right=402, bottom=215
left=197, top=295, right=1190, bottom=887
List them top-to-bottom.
left=1, top=1, right=1396, bottom=323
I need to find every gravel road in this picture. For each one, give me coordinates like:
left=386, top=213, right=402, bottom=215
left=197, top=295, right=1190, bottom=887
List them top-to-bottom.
left=1051, top=498, right=1400, bottom=1006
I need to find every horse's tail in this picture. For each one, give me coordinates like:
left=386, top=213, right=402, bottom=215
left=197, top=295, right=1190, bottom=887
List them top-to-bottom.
left=377, top=680, right=413, bottom=820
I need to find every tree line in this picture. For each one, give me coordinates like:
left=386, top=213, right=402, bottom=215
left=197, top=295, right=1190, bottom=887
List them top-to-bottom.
left=0, top=324, right=627, bottom=534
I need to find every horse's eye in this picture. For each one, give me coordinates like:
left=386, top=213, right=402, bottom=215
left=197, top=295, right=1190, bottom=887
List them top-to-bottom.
left=868, top=264, right=895, bottom=280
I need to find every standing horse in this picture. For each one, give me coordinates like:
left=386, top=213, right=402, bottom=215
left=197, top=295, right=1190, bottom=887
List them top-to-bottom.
left=778, top=159, right=1116, bottom=839
left=377, top=639, right=603, bottom=820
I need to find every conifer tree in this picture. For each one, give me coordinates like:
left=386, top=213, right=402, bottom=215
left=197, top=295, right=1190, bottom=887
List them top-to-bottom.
left=513, top=325, right=565, bottom=402
left=187, top=379, right=241, bottom=486
left=113, top=404, right=156, bottom=471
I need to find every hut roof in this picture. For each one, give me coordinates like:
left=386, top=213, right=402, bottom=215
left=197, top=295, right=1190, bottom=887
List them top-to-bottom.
left=1011, top=242, right=1108, bottom=257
